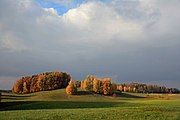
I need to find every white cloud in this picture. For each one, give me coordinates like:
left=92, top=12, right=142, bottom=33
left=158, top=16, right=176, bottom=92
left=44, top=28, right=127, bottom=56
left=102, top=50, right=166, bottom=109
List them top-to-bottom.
left=0, top=0, right=180, bottom=89
left=0, top=0, right=160, bottom=51
left=0, top=0, right=179, bottom=52
left=18, top=0, right=33, bottom=10
left=60, top=1, right=142, bottom=42
left=44, top=8, right=59, bottom=16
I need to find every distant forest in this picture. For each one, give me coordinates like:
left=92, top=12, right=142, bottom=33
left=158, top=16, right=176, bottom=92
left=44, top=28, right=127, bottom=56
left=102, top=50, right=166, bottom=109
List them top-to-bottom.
left=11, top=71, right=179, bottom=95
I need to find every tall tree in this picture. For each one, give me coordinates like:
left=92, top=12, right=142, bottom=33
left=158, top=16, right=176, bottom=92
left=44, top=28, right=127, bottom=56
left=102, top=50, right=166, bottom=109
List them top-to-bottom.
left=93, top=78, right=102, bottom=93
left=102, top=78, right=112, bottom=95
left=12, top=79, right=23, bottom=94
left=66, top=80, right=77, bottom=95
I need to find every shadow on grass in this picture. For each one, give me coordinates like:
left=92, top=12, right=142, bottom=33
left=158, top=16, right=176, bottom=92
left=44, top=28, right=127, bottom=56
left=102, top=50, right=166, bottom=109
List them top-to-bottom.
left=76, top=90, right=145, bottom=99
left=0, top=91, right=145, bottom=111
left=76, top=91, right=93, bottom=95
left=114, top=92, right=145, bottom=98
left=1, top=94, right=33, bottom=101
left=2, top=94, right=32, bottom=97
left=0, top=101, right=133, bottom=111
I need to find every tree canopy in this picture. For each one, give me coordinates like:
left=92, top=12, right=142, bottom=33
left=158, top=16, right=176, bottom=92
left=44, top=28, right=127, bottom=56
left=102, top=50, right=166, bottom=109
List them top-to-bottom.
left=12, top=71, right=71, bottom=94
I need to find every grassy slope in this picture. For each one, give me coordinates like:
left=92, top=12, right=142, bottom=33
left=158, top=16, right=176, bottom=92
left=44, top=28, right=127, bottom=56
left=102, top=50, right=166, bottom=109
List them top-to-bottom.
left=0, top=89, right=180, bottom=120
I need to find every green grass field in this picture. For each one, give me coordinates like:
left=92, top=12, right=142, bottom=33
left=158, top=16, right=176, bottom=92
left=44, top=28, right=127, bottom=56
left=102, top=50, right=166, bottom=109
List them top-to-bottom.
left=0, top=89, right=180, bottom=120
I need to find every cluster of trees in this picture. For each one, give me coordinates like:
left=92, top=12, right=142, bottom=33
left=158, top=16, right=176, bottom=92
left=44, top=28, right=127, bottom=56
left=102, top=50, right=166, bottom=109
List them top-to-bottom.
left=12, top=71, right=71, bottom=94
left=12, top=71, right=179, bottom=95
left=80, top=75, right=115, bottom=95
left=116, top=83, right=180, bottom=94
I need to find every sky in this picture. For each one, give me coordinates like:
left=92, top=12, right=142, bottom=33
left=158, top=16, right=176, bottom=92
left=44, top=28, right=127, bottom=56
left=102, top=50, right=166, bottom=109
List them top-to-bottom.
left=0, top=0, right=180, bottom=89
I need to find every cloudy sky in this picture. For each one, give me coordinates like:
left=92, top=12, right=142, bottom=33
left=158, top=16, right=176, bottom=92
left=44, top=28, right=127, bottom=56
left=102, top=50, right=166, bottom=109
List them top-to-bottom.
left=0, top=0, right=180, bottom=89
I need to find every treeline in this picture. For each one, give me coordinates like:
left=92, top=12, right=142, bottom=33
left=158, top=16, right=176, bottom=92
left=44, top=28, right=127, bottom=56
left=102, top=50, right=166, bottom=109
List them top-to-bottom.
left=12, top=71, right=71, bottom=94
left=12, top=72, right=179, bottom=95
left=66, top=75, right=116, bottom=95
left=81, top=75, right=115, bottom=95
left=66, top=76, right=180, bottom=95
left=116, top=83, right=180, bottom=94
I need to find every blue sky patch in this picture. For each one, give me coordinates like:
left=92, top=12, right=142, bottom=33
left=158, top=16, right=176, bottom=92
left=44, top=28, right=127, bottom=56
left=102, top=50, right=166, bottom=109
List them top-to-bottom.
left=35, top=0, right=110, bottom=15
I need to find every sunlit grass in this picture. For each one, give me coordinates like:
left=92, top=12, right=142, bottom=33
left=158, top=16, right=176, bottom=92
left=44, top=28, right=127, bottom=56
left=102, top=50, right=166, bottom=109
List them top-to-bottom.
left=0, top=89, right=180, bottom=120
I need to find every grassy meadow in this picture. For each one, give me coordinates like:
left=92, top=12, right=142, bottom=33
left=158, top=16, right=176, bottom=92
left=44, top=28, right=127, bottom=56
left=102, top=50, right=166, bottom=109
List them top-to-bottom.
left=0, top=89, right=180, bottom=120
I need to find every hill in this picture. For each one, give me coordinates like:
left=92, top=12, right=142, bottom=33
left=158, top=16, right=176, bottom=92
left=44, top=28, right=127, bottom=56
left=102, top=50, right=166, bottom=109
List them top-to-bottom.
left=0, top=89, right=180, bottom=120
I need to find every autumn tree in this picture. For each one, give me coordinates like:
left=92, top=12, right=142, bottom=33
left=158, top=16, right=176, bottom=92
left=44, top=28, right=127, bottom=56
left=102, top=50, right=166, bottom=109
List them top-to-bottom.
left=12, top=71, right=71, bottom=94
left=82, top=75, right=95, bottom=91
left=30, top=76, right=39, bottom=93
left=81, top=76, right=114, bottom=95
left=22, top=77, right=31, bottom=94
left=93, top=78, right=102, bottom=94
left=102, top=78, right=113, bottom=95
left=12, top=79, right=23, bottom=94
left=66, top=80, right=77, bottom=95
left=75, top=81, right=81, bottom=88
left=80, top=81, right=84, bottom=89
left=23, top=82, right=28, bottom=94
left=112, top=84, right=117, bottom=92
left=117, top=85, right=123, bottom=91
left=123, top=86, right=128, bottom=92
left=128, top=86, right=133, bottom=92
left=133, top=87, right=137, bottom=93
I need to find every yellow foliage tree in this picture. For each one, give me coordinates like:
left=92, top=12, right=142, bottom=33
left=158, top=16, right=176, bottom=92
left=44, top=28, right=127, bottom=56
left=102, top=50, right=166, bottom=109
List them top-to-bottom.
left=83, top=75, right=94, bottom=91
left=93, top=78, right=102, bottom=93
left=80, top=81, right=84, bottom=89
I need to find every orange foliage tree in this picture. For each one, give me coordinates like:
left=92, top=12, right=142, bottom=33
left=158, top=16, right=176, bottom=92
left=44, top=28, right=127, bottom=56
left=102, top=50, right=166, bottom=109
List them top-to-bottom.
left=12, top=71, right=71, bottom=94
left=81, top=75, right=113, bottom=95
left=102, top=78, right=113, bottom=95
left=12, top=79, right=23, bottom=94
left=66, top=80, right=77, bottom=95
left=80, top=81, right=84, bottom=89
left=112, top=84, right=117, bottom=92
left=117, top=85, right=123, bottom=91
left=123, top=86, right=128, bottom=92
